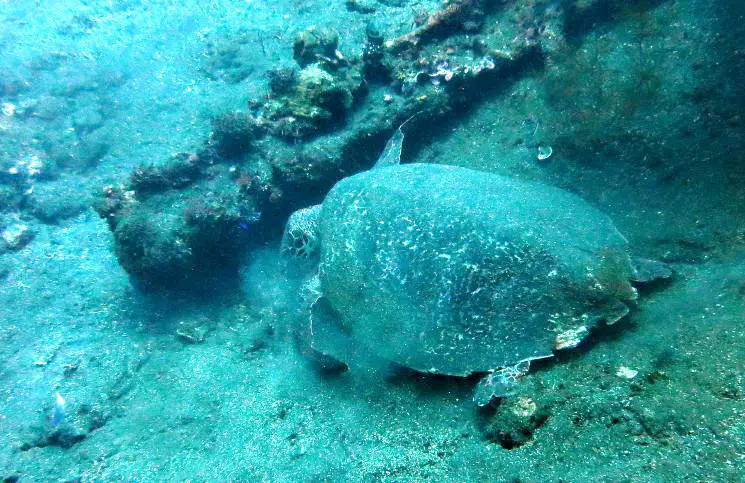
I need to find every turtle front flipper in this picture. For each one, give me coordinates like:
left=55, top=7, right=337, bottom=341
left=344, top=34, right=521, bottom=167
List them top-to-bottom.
left=373, top=114, right=417, bottom=168
left=374, top=126, right=404, bottom=168
left=630, top=257, right=674, bottom=284
left=309, top=294, right=395, bottom=378
left=309, top=295, right=349, bottom=364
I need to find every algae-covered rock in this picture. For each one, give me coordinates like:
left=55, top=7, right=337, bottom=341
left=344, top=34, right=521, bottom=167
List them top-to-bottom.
left=94, top=2, right=542, bottom=290
left=259, top=26, right=366, bottom=140
left=293, top=27, right=340, bottom=68
left=263, top=63, right=363, bottom=139
left=266, top=67, right=299, bottom=96
left=210, top=111, right=265, bottom=158
left=127, top=155, right=204, bottom=197
left=94, top=162, right=266, bottom=289
left=107, top=190, right=254, bottom=287
left=111, top=208, right=194, bottom=283
left=0, top=218, right=33, bottom=252
left=482, top=396, right=551, bottom=448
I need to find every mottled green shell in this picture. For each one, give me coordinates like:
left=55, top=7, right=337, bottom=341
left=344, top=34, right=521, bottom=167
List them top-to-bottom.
left=317, top=163, right=635, bottom=376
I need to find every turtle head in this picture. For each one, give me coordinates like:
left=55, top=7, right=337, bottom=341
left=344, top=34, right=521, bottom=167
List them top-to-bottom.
left=281, top=204, right=322, bottom=270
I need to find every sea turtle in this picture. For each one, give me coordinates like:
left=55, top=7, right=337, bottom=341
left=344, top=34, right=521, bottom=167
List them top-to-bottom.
left=281, top=126, right=669, bottom=405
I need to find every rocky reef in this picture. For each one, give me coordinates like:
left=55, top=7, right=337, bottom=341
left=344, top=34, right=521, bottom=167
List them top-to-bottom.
left=91, top=0, right=536, bottom=289
left=92, top=0, right=745, bottom=290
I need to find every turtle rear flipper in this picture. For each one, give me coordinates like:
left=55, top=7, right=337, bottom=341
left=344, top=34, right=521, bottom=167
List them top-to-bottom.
left=631, top=257, right=674, bottom=284
left=473, top=356, right=552, bottom=406
left=473, top=360, right=532, bottom=406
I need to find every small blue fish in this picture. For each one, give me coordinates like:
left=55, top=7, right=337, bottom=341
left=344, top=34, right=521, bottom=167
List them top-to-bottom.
left=238, top=211, right=262, bottom=231
left=50, top=392, right=66, bottom=426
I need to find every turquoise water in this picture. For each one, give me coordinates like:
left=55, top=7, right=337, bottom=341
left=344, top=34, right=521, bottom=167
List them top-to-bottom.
left=1, top=0, right=744, bottom=480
